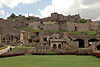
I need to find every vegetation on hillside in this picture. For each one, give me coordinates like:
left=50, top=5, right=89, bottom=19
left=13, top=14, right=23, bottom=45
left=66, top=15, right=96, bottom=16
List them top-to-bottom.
left=8, top=13, right=18, bottom=18
left=80, top=20, right=88, bottom=23
left=21, top=27, right=39, bottom=33
left=21, top=27, right=96, bottom=36
left=44, top=30, right=54, bottom=33
left=57, top=30, right=65, bottom=33
left=67, top=31, right=96, bottom=36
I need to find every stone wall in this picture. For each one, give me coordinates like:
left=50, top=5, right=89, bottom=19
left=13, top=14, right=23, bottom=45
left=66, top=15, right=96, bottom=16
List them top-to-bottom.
left=39, top=22, right=59, bottom=31
left=67, top=22, right=75, bottom=31
left=77, top=23, right=89, bottom=31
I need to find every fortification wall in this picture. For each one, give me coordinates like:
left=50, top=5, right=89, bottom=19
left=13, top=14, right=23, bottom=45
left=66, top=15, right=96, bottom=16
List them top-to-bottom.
left=90, top=21, right=100, bottom=30
left=28, top=22, right=40, bottom=30
left=67, top=22, right=75, bottom=31
left=77, top=23, right=89, bottom=31
left=39, top=24, right=59, bottom=31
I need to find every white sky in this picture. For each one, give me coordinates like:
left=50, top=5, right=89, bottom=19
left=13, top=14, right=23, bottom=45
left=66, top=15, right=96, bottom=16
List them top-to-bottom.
left=0, top=0, right=100, bottom=21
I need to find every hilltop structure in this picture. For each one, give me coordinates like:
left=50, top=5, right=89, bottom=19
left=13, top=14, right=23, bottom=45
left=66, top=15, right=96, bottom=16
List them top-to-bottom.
left=0, top=12, right=100, bottom=53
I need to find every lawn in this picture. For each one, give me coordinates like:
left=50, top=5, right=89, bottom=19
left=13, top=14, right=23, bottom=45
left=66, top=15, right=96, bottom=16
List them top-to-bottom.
left=0, top=55, right=100, bottom=67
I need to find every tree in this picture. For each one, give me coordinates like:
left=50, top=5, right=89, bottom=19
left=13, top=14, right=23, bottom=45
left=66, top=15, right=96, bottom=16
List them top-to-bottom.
left=9, top=13, right=18, bottom=18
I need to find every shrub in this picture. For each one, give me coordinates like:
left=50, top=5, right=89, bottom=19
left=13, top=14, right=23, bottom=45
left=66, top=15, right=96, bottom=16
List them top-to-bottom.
left=80, top=20, right=88, bottom=23
left=21, top=27, right=39, bottom=33
left=67, top=31, right=96, bottom=36
left=0, top=52, right=25, bottom=58
left=32, top=52, right=45, bottom=55
left=45, top=52, right=56, bottom=55
left=57, top=52, right=75, bottom=55
left=75, top=52, right=90, bottom=55
left=91, top=52, right=97, bottom=56
left=91, top=52, right=100, bottom=58
left=96, top=53, right=100, bottom=58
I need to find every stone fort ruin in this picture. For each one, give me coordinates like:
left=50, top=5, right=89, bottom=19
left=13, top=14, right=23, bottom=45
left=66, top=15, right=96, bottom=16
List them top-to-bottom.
left=0, top=12, right=100, bottom=53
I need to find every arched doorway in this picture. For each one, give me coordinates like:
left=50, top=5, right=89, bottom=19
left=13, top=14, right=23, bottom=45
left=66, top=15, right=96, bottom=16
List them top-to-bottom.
left=75, top=26, right=77, bottom=31
left=43, top=38, right=47, bottom=41
left=88, top=38, right=99, bottom=42
left=88, top=38, right=99, bottom=46
left=28, top=39, right=32, bottom=43
left=74, top=39, right=84, bottom=48
left=53, top=44, right=57, bottom=49
left=58, top=44, right=61, bottom=49
left=97, top=45, right=100, bottom=50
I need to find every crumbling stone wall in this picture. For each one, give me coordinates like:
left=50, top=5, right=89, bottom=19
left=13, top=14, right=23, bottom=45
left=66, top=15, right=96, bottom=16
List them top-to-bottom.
left=77, top=23, right=90, bottom=31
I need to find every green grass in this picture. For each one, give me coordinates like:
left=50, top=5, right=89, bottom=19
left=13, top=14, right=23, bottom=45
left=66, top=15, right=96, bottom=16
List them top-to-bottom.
left=21, top=27, right=39, bottom=33
left=44, top=30, right=54, bottom=33
left=57, top=30, right=65, bottom=34
left=67, top=31, right=96, bottom=36
left=85, top=31, right=96, bottom=36
left=0, top=46, right=7, bottom=50
left=15, top=46, right=34, bottom=49
left=0, top=55, right=100, bottom=67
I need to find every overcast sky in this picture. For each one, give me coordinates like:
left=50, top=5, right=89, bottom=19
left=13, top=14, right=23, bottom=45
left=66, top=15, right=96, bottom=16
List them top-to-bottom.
left=0, top=0, right=100, bottom=21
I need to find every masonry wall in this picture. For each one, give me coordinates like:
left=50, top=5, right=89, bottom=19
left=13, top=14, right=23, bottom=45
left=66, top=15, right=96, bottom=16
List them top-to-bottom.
left=90, top=21, right=100, bottom=30
left=28, top=22, right=40, bottom=30
left=39, top=22, right=60, bottom=31
left=60, top=22, right=67, bottom=31
left=67, top=22, right=75, bottom=31
left=67, top=22, right=91, bottom=31
left=77, top=23, right=89, bottom=31
left=0, top=34, right=1, bottom=43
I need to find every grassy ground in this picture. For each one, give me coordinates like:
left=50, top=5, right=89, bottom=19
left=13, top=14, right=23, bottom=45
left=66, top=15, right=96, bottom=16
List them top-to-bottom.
left=67, top=31, right=96, bottom=36
left=0, top=55, right=100, bottom=67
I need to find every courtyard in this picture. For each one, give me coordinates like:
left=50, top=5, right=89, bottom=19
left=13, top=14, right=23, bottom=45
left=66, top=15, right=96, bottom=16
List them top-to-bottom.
left=0, top=55, right=100, bottom=67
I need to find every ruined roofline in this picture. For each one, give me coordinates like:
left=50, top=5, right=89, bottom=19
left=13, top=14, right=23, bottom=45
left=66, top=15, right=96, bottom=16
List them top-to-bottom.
left=0, top=12, right=93, bottom=21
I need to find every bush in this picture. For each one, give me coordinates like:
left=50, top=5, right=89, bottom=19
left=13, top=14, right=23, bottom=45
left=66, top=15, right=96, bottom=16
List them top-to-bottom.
left=21, top=27, right=39, bottom=33
left=67, top=31, right=96, bottom=36
left=0, top=52, right=25, bottom=58
left=32, top=52, right=45, bottom=55
left=45, top=52, right=56, bottom=55
left=57, top=52, right=75, bottom=55
left=75, top=52, right=90, bottom=55
left=91, top=52, right=97, bottom=56
left=91, top=52, right=100, bottom=58
left=96, top=53, right=100, bottom=58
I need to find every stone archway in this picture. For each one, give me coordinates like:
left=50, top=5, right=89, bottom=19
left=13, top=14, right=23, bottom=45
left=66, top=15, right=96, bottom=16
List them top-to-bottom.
left=43, top=38, right=47, bottom=41
left=88, top=38, right=99, bottom=46
left=88, top=38, right=99, bottom=42
left=28, top=39, right=32, bottom=43
left=74, top=39, right=84, bottom=48
left=53, top=44, right=57, bottom=49
left=58, top=44, right=61, bottom=49
left=97, top=45, right=100, bottom=50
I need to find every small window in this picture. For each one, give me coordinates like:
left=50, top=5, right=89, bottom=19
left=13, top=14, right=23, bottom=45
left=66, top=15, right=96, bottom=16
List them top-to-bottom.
left=3, top=37, right=5, bottom=40
left=43, top=38, right=47, bottom=41
left=28, top=39, right=32, bottom=43
left=43, top=43, right=46, bottom=45
left=53, top=44, right=57, bottom=49
left=58, top=44, right=61, bottom=49
left=97, top=45, right=100, bottom=50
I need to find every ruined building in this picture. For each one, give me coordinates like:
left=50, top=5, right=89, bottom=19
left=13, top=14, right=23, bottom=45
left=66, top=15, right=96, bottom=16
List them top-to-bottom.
left=0, top=12, right=100, bottom=53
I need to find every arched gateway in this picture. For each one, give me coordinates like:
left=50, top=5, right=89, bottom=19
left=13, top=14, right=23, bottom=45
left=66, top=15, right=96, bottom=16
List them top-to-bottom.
left=74, top=39, right=84, bottom=48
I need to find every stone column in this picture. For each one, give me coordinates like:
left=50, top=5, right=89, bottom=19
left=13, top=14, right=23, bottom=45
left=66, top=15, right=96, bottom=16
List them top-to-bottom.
left=0, top=34, right=1, bottom=43
left=84, top=39, right=88, bottom=48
